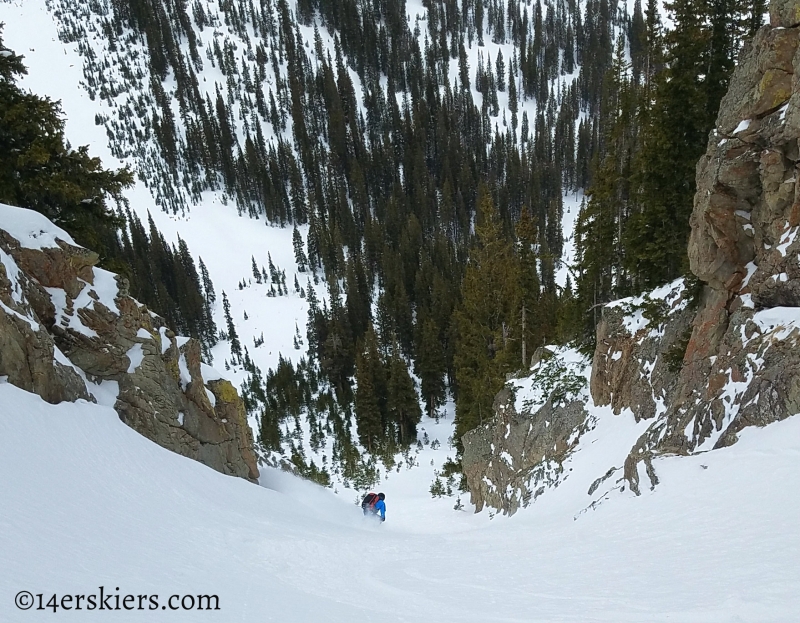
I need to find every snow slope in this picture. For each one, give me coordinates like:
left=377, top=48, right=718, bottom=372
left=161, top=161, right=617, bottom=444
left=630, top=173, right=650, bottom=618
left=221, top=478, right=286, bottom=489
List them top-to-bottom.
left=0, top=0, right=589, bottom=463
left=0, top=0, right=320, bottom=372
left=2, top=3, right=799, bottom=620
left=2, top=380, right=799, bottom=622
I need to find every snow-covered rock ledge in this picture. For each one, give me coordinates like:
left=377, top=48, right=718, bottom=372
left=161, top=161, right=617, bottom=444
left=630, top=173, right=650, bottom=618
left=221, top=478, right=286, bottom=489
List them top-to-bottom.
left=0, top=203, right=258, bottom=481
left=462, top=347, right=593, bottom=515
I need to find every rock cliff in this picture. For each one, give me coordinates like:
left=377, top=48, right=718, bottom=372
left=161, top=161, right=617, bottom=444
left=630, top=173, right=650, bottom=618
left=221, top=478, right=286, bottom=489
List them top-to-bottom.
left=463, top=6, right=800, bottom=513
left=0, top=204, right=259, bottom=482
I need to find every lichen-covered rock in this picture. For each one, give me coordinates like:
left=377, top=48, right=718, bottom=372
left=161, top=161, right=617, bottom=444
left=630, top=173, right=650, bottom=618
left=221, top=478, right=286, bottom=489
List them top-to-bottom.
left=770, top=0, right=800, bottom=28
left=714, top=26, right=798, bottom=137
left=0, top=203, right=258, bottom=483
left=207, top=379, right=260, bottom=481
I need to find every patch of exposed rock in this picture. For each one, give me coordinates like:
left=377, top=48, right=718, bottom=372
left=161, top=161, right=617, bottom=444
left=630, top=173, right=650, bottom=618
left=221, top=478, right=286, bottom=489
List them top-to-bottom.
left=0, top=204, right=258, bottom=482
left=590, top=280, right=696, bottom=423
left=462, top=349, right=592, bottom=515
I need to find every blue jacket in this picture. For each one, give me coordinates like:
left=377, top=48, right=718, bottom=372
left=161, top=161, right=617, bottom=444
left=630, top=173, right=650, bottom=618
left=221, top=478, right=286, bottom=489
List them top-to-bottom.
left=374, top=499, right=386, bottom=519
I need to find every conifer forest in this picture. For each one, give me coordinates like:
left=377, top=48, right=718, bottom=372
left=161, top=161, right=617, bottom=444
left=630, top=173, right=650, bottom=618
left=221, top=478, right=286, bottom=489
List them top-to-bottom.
left=1, top=0, right=767, bottom=486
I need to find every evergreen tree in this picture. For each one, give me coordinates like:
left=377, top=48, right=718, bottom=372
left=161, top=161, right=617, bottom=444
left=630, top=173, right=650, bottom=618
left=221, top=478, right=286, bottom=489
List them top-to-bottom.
left=626, top=0, right=712, bottom=287
left=0, top=28, right=132, bottom=259
left=573, top=34, right=638, bottom=341
left=496, top=50, right=506, bottom=92
left=453, top=189, right=521, bottom=450
left=515, top=206, right=542, bottom=365
left=293, top=225, right=308, bottom=271
left=199, top=257, right=217, bottom=306
left=222, top=291, right=242, bottom=362
left=414, top=315, right=447, bottom=417
left=354, top=326, right=386, bottom=452
left=387, top=342, right=422, bottom=445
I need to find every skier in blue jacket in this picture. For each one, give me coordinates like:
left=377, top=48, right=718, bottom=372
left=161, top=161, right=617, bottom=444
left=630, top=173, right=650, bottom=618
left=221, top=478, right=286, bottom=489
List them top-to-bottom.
left=362, top=492, right=386, bottom=522
left=374, top=493, right=386, bottom=522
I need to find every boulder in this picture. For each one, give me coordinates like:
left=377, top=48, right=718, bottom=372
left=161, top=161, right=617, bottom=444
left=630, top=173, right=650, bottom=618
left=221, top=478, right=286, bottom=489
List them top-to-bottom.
left=462, top=354, right=590, bottom=515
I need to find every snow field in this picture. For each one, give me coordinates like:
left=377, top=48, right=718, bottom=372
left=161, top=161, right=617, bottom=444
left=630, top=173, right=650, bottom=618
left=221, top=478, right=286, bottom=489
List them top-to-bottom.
left=2, top=3, right=800, bottom=621
left=2, top=381, right=799, bottom=622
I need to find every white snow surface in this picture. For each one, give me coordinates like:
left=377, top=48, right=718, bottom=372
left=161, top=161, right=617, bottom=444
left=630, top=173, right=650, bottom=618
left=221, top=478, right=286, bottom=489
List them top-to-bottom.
left=2, top=3, right=800, bottom=620
left=556, top=191, right=584, bottom=289
left=0, top=202, right=76, bottom=250
left=606, top=278, right=687, bottom=337
left=750, top=306, right=800, bottom=342
left=125, top=343, right=144, bottom=374
left=1, top=382, right=799, bottom=622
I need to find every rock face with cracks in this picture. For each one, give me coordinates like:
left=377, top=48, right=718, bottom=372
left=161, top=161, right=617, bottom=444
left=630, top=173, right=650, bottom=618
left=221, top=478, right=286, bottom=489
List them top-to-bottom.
left=463, top=6, right=800, bottom=512
left=0, top=205, right=259, bottom=482
left=462, top=348, right=593, bottom=515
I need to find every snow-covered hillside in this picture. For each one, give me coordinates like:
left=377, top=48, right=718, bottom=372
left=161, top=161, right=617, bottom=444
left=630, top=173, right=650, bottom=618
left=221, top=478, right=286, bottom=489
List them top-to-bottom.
left=0, top=0, right=593, bottom=483
left=0, top=0, right=318, bottom=371
left=3, top=0, right=800, bottom=619
left=2, top=379, right=799, bottom=622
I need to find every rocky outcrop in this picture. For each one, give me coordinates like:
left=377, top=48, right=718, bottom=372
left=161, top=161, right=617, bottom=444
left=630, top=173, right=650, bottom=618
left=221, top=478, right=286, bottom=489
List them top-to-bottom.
left=463, top=5, right=800, bottom=512
left=590, top=8, right=800, bottom=492
left=610, top=9, right=800, bottom=492
left=0, top=204, right=258, bottom=482
left=0, top=240, right=91, bottom=404
left=590, top=281, right=696, bottom=423
left=462, top=350, right=591, bottom=515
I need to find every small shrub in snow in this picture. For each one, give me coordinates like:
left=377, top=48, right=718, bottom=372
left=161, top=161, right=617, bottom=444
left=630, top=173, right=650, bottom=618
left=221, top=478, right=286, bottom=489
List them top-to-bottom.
left=430, top=476, right=446, bottom=498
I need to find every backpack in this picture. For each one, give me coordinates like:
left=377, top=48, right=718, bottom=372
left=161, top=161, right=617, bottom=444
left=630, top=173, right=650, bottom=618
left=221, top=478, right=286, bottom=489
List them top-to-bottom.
left=361, top=492, right=379, bottom=509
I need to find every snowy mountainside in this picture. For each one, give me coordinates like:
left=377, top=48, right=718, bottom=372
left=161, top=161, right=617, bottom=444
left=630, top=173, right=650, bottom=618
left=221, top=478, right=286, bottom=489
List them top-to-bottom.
left=0, top=0, right=601, bottom=494
left=0, top=0, right=464, bottom=495
left=4, top=0, right=800, bottom=519
left=32, top=0, right=587, bottom=213
left=2, top=2, right=800, bottom=613
left=2, top=375, right=800, bottom=621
